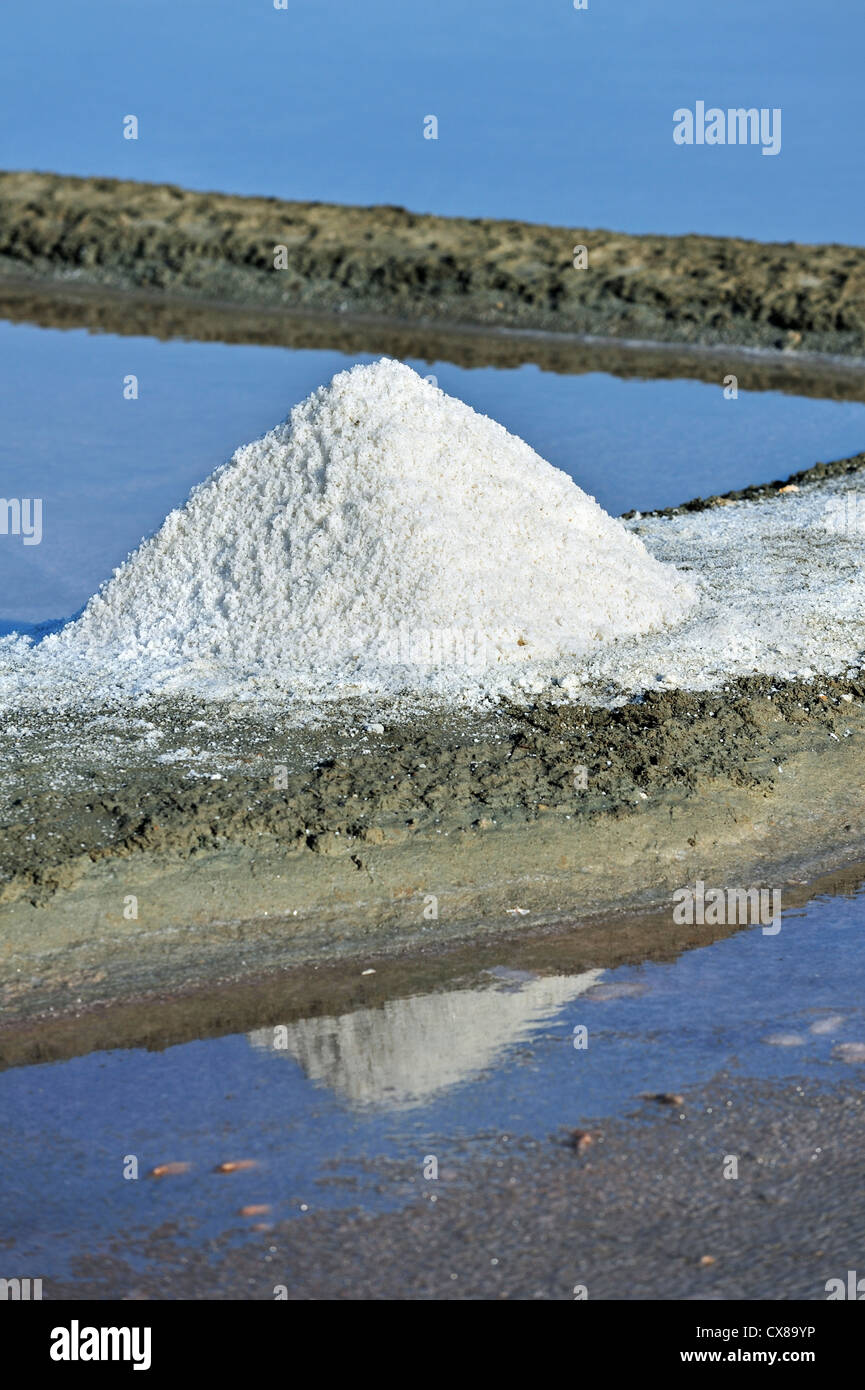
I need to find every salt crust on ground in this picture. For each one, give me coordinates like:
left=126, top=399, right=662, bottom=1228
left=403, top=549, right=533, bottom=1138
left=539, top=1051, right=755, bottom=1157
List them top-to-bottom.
left=1, top=359, right=864, bottom=713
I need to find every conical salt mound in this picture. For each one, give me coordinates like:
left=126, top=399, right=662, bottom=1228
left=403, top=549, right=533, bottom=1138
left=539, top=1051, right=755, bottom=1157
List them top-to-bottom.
left=51, top=359, right=694, bottom=694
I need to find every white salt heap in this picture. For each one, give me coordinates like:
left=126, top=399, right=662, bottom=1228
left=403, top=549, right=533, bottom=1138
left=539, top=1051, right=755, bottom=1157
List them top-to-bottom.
left=5, top=356, right=865, bottom=713
left=38, top=359, right=695, bottom=697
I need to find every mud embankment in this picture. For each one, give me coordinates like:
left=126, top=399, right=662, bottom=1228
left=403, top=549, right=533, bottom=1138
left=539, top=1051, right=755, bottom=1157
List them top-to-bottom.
left=2, top=169, right=865, bottom=358
left=3, top=672, right=865, bottom=1025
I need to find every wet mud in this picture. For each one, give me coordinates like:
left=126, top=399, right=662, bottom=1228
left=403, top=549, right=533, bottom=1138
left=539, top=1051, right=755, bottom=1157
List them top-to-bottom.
left=3, top=668, right=865, bottom=1024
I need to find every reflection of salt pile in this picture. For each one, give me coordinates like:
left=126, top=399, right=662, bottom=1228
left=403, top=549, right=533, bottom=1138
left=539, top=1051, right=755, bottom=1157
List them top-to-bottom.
left=48, top=359, right=693, bottom=695
left=249, top=969, right=603, bottom=1107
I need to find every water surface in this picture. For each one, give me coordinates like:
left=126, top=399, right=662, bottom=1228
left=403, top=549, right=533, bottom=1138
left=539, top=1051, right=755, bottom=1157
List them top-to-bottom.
left=2, top=0, right=860, bottom=245
left=1, top=875, right=863, bottom=1284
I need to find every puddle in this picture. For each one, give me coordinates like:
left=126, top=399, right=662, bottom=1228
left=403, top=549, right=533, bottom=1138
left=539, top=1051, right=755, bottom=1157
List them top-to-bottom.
left=0, top=869, right=862, bottom=1286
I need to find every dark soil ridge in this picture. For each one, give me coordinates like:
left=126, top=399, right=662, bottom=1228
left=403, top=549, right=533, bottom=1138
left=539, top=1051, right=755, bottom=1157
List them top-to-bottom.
left=3, top=169, right=865, bottom=356
left=2, top=671, right=864, bottom=913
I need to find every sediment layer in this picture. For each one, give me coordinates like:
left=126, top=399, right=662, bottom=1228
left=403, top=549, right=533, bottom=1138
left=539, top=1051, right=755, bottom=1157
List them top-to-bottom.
left=2, top=169, right=865, bottom=356
left=3, top=671, right=865, bottom=1026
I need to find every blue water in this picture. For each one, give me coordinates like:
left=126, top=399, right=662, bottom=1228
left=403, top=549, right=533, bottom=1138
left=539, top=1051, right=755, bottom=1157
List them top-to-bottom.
left=1, top=0, right=862, bottom=245
left=3, top=319, right=865, bottom=625
left=1, top=878, right=863, bottom=1275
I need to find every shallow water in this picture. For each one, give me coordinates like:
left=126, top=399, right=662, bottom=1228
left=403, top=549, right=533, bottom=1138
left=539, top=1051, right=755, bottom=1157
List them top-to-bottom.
left=3, top=0, right=862, bottom=245
left=3, top=318, right=865, bottom=626
left=1, top=873, right=863, bottom=1287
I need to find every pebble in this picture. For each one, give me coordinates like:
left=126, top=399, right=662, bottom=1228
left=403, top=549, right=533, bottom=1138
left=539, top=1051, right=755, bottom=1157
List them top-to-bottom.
left=809, top=1015, right=845, bottom=1034
left=567, top=1129, right=595, bottom=1155
left=149, top=1162, right=190, bottom=1178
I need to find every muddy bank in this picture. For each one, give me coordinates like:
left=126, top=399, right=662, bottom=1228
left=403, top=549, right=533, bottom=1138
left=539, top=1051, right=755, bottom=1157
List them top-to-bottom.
left=2, top=170, right=865, bottom=357
left=3, top=669, right=865, bottom=1025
